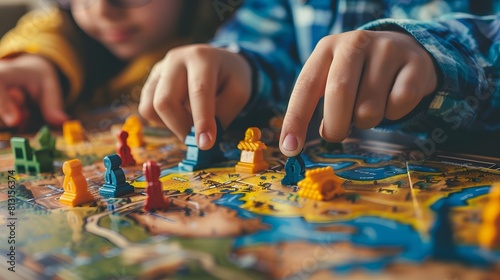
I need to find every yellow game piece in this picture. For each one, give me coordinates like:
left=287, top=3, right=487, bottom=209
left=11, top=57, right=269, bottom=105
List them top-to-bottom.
left=122, top=115, right=144, bottom=148
left=63, top=120, right=84, bottom=145
left=235, top=127, right=269, bottom=173
left=59, top=159, right=94, bottom=207
left=297, top=166, right=343, bottom=201
left=478, top=184, right=500, bottom=249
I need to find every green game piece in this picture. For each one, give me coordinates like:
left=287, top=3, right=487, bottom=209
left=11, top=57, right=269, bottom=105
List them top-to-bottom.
left=36, top=125, right=57, bottom=159
left=11, top=137, right=54, bottom=175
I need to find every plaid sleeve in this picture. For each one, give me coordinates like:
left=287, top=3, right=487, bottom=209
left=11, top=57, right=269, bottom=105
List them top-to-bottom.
left=210, top=0, right=300, bottom=119
left=360, top=14, right=500, bottom=132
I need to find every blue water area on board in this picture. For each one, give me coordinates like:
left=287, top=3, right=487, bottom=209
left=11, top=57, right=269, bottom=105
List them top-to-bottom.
left=317, top=153, right=393, bottom=164
left=407, top=165, right=440, bottom=173
left=337, top=166, right=407, bottom=181
left=214, top=184, right=500, bottom=274
left=428, top=185, right=500, bottom=265
left=215, top=193, right=427, bottom=272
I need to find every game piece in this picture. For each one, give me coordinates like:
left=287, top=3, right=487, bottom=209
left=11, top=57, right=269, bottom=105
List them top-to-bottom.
left=122, top=115, right=144, bottom=148
left=178, top=119, right=226, bottom=172
left=63, top=120, right=84, bottom=145
left=36, top=125, right=56, bottom=159
left=235, top=127, right=269, bottom=173
left=117, top=130, right=136, bottom=167
left=11, top=137, right=53, bottom=174
left=281, top=153, right=306, bottom=186
left=99, top=154, right=135, bottom=198
left=59, top=159, right=94, bottom=207
left=143, top=160, right=169, bottom=211
left=297, top=166, right=343, bottom=201
left=478, top=184, right=500, bottom=249
left=430, top=201, right=457, bottom=260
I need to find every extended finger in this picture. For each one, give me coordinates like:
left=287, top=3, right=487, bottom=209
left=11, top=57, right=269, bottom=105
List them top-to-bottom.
left=280, top=40, right=333, bottom=156
left=186, top=53, right=217, bottom=150
left=40, top=72, right=69, bottom=126
left=0, top=85, right=21, bottom=127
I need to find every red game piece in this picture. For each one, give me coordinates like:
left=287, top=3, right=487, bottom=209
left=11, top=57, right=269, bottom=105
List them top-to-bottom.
left=117, top=130, right=136, bottom=167
left=143, top=160, right=169, bottom=211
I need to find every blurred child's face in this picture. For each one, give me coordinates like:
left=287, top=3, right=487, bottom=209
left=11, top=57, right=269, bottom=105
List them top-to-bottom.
left=71, top=0, right=183, bottom=60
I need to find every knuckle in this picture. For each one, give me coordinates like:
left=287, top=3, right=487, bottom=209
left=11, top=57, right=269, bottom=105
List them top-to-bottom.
left=349, top=30, right=372, bottom=50
left=316, top=36, right=334, bottom=50
left=183, top=44, right=215, bottom=60
left=189, top=81, right=209, bottom=98
left=152, top=94, right=174, bottom=113
left=138, top=103, right=154, bottom=120
left=353, top=109, right=383, bottom=129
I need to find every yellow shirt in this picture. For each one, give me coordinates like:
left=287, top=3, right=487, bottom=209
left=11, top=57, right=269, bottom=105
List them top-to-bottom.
left=0, top=7, right=189, bottom=108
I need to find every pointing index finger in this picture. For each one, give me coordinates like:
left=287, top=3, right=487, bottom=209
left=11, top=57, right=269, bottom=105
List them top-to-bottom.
left=280, top=42, right=332, bottom=157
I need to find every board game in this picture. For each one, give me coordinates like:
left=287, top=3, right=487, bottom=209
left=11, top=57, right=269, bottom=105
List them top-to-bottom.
left=0, top=119, right=499, bottom=280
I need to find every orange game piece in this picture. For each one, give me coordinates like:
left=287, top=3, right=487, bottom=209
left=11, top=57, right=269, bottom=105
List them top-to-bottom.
left=122, top=115, right=144, bottom=148
left=63, top=120, right=84, bottom=145
left=235, top=127, right=269, bottom=173
left=117, top=130, right=136, bottom=167
left=59, top=159, right=94, bottom=206
left=143, top=160, right=169, bottom=211
left=297, top=166, right=343, bottom=201
left=478, top=184, right=500, bottom=249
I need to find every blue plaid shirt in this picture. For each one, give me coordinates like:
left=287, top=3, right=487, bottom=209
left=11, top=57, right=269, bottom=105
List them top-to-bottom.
left=212, top=0, right=500, bottom=132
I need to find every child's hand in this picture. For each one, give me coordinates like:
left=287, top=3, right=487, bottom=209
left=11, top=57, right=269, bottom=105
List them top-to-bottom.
left=280, top=31, right=438, bottom=156
left=139, top=44, right=252, bottom=149
left=0, top=54, right=68, bottom=128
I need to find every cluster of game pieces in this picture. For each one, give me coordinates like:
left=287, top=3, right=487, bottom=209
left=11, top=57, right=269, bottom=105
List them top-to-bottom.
left=11, top=126, right=56, bottom=174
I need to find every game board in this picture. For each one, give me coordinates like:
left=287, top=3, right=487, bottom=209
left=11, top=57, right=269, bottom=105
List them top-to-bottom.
left=0, top=123, right=499, bottom=280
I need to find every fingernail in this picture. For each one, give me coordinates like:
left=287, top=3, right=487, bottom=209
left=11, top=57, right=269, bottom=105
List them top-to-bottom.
left=3, top=114, right=16, bottom=126
left=198, top=132, right=211, bottom=148
left=282, top=134, right=298, bottom=152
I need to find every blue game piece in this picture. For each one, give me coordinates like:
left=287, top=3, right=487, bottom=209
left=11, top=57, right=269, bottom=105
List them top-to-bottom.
left=178, top=119, right=226, bottom=172
left=99, top=154, right=135, bottom=198
left=281, top=154, right=306, bottom=186
left=430, top=201, right=458, bottom=261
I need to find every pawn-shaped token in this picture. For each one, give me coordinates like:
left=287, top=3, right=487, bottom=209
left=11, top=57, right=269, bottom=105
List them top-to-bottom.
left=122, top=115, right=144, bottom=148
left=178, top=118, right=226, bottom=172
left=63, top=120, right=84, bottom=145
left=235, top=127, right=269, bottom=173
left=117, top=130, right=136, bottom=167
left=99, top=154, right=135, bottom=198
left=281, top=154, right=306, bottom=186
left=59, top=159, right=94, bottom=206
left=143, top=160, right=169, bottom=211
left=478, top=184, right=500, bottom=249
left=430, top=201, right=458, bottom=260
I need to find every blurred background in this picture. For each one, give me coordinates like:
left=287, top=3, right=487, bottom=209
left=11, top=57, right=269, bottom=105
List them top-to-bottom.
left=0, top=0, right=47, bottom=37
